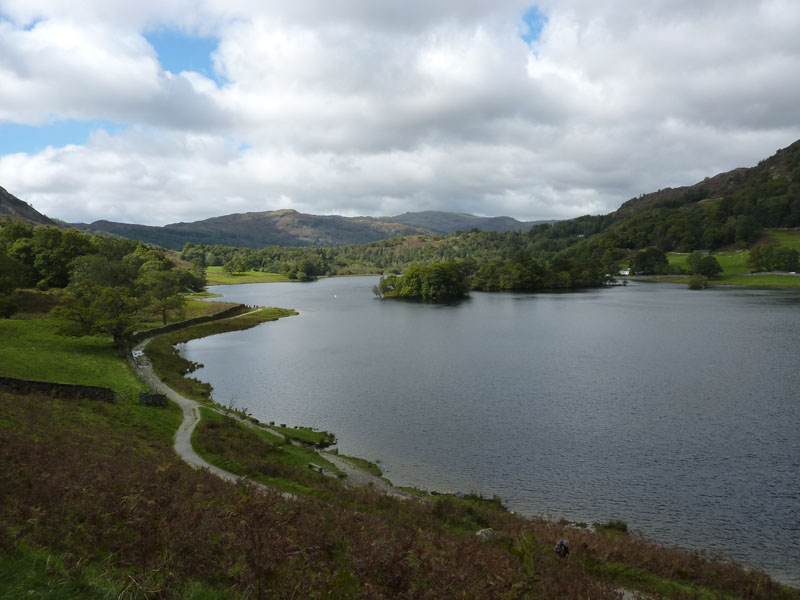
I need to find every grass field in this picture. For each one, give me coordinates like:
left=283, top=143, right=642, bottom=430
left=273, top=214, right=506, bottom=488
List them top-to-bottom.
left=764, top=228, right=800, bottom=249
left=667, top=250, right=751, bottom=275
left=205, top=266, right=291, bottom=285
left=0, top=316, right=145, bottom=393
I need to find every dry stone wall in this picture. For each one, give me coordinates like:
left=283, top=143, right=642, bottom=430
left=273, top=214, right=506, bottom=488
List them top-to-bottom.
left=0, top=376, right=115, bottom=402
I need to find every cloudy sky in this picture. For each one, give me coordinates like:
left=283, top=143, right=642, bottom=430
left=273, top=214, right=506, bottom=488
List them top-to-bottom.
left=0, top=1, right=798, bottom=226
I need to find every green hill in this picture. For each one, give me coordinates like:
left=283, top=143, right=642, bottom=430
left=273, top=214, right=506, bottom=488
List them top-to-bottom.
left=71, top=209, right=553, bottom=250
left=72, top=209, right=432, bottom=250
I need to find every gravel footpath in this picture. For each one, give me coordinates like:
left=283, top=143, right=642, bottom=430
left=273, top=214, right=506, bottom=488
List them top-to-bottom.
left=131, top=337, right=408, bottom=499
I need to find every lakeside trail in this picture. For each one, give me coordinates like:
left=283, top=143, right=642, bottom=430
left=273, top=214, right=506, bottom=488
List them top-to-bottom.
left=131, top=334, right=411, bottom=500
left=133, top=337, right=258, bottom=488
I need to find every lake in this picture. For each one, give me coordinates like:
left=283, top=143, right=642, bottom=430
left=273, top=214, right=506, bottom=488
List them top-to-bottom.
left=180, top=277, right=800, bottom=585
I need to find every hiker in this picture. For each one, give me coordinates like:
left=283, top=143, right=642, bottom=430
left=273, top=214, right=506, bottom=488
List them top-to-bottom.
left=554, top=539, right=569, bottom=558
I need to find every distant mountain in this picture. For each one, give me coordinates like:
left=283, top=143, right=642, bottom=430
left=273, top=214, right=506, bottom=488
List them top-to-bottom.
left=0, top=186, right=58, bottom=226
left=71, top=209, right=555, bottom=250
left=72, top=209, right=432, bottom=250
left=372, top=211, right=554, bottom=234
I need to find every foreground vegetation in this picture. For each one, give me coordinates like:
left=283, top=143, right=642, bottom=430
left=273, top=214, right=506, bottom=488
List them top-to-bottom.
left=4, top=388, right=799, bottom=599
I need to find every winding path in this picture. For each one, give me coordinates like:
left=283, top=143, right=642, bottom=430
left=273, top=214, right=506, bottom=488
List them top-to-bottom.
left=131, top=335, right=409, bottom=499
left=133, top=337, right=250, bottom=486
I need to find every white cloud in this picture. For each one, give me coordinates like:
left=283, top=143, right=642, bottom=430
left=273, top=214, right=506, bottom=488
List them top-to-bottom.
left=1, top=0, right=799, bottom=225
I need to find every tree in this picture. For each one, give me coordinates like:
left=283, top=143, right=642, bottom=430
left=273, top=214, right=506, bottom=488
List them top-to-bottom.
left=748, top=244, right=799, bottom=272
left=630, top=247, right=669, bottom=275
left=686, top=251, right=705, bottom=274
left=0, top=252, right=27, bottom=318
left=687, top=252, right=722, bottom=278
left=52, top=255, right=144, bottom=354
left=695, top=255, right=723, bottom=278
left=383, top=263, right=469, bottom=301
left=139, top=269, right=184, bottom=325
left=688, top=274, right=707, bottom=290
left=53, top=282, right=143, bottom=356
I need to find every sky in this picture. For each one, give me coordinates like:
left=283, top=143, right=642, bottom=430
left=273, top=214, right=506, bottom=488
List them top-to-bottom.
left=0, top=1, right=799, bottom=226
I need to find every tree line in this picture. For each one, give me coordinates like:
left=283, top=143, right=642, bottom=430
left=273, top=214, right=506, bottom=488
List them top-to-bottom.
left=0, top=219, right=205, bottom=353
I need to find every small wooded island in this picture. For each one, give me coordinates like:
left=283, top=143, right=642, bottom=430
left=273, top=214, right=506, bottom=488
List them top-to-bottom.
left=373, top=262, right=470, bottom=301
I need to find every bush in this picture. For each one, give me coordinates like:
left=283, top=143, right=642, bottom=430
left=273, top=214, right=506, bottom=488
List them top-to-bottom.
left=688, top=275, right=707, bottom=290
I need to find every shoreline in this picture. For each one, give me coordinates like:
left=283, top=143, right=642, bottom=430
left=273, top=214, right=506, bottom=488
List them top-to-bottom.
left=135, top=305, right=411, bottom=500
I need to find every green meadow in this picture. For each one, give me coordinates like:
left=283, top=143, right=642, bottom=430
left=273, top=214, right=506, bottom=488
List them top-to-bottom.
left=765, top=228, right=800, bottom=250
left=667, top=250, right=750, bottom=275
left=205, top=266, right=291, bottom=285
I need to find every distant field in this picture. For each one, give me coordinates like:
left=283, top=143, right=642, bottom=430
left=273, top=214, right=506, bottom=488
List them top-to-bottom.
left=764, top=228, right=800, bottom=250
left=667, top=250, right=750, bottom=274
left=205, top=266, right=290, bottom=285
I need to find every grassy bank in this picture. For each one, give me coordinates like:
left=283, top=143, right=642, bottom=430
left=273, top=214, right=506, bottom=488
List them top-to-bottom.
left=719, top=274, right=800, bottom=288
left=193, top=408, right=344, bottom=497
left=270, top=424, right=337, bottom=447
left=329, top=452, right=384, bottom=476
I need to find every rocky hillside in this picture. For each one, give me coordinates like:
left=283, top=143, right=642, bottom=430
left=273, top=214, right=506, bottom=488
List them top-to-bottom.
left=0, top=186, right=57, bottom=226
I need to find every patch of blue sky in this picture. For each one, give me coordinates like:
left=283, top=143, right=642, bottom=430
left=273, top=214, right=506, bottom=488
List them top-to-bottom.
left=520, top=6, right=547, bottom=45
left=0, top=10, right=40, bottom=30
left=144, top=29, right=224, bottom=85
left=0, top=120, right=127, bottom=155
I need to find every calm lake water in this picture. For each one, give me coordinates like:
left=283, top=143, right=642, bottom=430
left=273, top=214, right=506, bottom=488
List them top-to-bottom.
left=181, top=278, right=800, bottom=585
